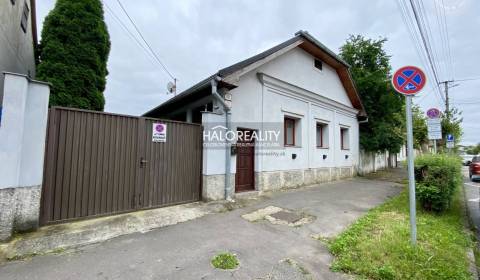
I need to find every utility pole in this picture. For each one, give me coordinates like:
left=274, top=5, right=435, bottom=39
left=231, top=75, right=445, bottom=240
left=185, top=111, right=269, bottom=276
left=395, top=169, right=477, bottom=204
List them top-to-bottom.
left=438, top=80, right=454, bottom=118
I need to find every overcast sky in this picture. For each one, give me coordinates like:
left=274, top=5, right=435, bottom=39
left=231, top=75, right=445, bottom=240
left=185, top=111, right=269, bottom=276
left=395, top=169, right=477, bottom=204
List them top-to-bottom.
left=36, top=0, right=479, bottom=145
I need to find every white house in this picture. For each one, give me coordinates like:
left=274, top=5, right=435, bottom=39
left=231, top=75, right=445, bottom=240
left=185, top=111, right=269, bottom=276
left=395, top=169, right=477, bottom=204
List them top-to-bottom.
left=145, top=31, right=366, bottom=201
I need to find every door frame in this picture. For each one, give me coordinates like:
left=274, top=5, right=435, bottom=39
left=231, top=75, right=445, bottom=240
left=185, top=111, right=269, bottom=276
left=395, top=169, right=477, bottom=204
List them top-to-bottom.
left=235, top=127, right=255, bottom=192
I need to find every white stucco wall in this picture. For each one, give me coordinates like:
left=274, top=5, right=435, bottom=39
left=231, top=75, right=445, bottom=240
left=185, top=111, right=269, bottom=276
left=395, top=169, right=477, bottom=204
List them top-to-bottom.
left=202, top=46, right=360, bottom=177
left=259, top=48, right=352, bottom=107
left=0, top=73, right=50, bottom=189
left=202, top=111, right=228, bottom=175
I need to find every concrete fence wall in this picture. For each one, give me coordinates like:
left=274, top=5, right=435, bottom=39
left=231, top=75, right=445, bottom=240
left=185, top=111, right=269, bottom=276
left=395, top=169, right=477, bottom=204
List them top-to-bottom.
left=0, top=73, right=50, bottom=241
left=358, top=149, right=397, bottom=175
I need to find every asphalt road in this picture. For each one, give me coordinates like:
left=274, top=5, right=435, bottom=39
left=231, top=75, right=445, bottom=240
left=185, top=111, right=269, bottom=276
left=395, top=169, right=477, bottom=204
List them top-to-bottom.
left=464, top=167, right=480, bottom=238
left=0, top=177, right=402, bottom=280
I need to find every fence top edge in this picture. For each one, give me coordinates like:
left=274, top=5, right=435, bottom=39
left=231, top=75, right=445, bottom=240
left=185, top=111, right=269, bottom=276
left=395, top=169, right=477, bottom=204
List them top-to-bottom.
left=50, top=106, right=202, bottom=127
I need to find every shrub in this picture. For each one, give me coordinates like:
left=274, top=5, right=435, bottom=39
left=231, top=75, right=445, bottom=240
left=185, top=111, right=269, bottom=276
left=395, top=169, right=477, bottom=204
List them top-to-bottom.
left=414, top=154, right=462, bottom=212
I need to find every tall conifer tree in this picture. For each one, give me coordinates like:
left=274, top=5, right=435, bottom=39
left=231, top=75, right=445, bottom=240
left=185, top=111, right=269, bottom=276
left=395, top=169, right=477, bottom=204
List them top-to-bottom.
left=37, top=0, right=110, bottom=111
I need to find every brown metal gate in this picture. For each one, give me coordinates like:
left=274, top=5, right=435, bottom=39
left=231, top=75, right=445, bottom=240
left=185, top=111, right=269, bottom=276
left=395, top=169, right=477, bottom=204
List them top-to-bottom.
left=40, top=107, right=202, bottom=225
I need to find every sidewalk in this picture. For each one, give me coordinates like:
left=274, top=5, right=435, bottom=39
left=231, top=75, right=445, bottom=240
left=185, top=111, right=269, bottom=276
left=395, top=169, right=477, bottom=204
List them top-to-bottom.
left=0, top=173, right=404, bottom=279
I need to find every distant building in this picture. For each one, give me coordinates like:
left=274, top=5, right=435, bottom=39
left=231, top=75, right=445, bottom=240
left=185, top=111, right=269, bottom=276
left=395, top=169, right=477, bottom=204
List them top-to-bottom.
left=0, top=0, right=38, bottom=120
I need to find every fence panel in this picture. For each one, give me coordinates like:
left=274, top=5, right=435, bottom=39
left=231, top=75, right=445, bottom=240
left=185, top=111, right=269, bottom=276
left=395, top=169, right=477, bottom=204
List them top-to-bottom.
left=40, top=107, right=202, bottom=225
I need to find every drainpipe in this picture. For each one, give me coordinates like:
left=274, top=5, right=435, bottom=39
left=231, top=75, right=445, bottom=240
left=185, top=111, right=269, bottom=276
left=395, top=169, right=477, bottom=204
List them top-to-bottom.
left=211, top=77, right=233, bottom=201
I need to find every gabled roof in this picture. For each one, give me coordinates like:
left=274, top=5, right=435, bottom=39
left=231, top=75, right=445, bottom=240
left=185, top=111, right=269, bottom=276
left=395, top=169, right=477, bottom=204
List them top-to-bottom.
left=144, top=30, right=365, bottom=117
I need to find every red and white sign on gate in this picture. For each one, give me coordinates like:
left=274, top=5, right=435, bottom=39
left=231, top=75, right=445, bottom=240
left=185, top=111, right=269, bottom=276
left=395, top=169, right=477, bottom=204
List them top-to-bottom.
left=152, top=123, right=167, bottom=142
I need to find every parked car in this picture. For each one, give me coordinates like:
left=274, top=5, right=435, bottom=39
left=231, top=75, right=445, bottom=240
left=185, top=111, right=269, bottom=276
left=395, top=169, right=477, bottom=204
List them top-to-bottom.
left=462, top=154, right=475, bottom=166
left=470, top=156, right=480, bottom=181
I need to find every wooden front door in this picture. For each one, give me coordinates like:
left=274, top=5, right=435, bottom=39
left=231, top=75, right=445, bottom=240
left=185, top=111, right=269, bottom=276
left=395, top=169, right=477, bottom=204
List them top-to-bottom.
left=235, top=129, right=255, bottom=192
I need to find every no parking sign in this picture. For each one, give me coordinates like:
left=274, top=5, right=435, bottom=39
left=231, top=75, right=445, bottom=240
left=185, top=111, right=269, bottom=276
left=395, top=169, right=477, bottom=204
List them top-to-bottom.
left=392, top=65, right=427, bottom=246
left=392, top=66, right=427, bottom=95
left=152, top=123, right=167, bottom=142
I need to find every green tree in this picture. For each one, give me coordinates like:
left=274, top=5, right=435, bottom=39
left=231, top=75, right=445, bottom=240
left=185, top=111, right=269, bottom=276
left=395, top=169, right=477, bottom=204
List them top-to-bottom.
left=37, top=0, right=110, bottom=111
left=340, top=35, right=405, bottom=153
left=412, top=105, right=428, bottom=150
left=439, top=108, right=463, bottom=152
left=466, top=144, right=480, bottom=155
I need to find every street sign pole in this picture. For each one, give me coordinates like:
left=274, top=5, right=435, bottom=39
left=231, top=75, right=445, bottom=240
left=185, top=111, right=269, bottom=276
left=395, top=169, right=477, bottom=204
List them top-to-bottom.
left=392, top=65, right=425, bottom=247
left=405, top=95, right=417, bottom=245
left=433, top=139, right=437, bottom=154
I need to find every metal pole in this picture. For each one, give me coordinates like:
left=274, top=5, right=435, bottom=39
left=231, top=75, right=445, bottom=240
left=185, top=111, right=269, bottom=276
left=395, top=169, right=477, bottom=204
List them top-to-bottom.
left=444, top=81, right=449, bottom=118
left=405, top=95, right=417, bottom=245
left=433, top=139, right=437, bottom=154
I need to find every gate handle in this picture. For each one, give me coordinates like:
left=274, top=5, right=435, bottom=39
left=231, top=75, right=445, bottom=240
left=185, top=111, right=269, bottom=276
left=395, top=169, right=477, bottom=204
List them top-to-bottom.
left=140, top=158, right=148, bottom=166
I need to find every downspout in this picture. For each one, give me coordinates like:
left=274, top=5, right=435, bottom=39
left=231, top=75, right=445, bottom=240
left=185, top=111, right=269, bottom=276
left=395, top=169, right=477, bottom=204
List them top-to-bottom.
left=211, top=77, right=233, bottom=201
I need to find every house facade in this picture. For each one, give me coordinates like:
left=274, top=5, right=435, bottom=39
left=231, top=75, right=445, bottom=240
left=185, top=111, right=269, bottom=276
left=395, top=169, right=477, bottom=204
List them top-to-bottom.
left=0, top=0, right=38, bottom=121
left=145, top=31, right=366, bottom=201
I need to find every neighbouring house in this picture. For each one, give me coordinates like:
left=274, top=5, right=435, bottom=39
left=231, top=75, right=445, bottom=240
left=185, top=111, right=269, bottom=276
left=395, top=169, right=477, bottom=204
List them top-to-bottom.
left=0, top=0, right=50, bottom=241
left=0, top=0, right=38, bottom=112
left=144, top=31, right=367, bottom=201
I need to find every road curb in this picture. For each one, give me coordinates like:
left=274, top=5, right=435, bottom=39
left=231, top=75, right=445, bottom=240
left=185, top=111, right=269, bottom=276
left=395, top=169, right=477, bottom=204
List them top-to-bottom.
left=461, top=178, right=480, bottom=280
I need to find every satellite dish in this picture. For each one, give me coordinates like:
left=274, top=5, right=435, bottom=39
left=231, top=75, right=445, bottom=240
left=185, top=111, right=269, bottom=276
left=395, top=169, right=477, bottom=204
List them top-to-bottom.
left=166, top=81, right=176, bottom=94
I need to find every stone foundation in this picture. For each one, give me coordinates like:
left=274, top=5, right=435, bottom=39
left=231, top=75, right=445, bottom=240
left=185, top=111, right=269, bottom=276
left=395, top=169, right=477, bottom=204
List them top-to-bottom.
left=203, top=166, right=356, bottom=201
left=258, top=167, right=355, bottom=192
left=202, top=175, right=235, bottom=201
left=0, top=185, right=41, bottom=241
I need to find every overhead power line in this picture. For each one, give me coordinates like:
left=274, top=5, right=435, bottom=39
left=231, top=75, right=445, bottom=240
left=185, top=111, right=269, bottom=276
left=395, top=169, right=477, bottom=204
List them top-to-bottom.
left=115, top=0, right=175, bottom=81
left=396, top=0, right=445, bottom=108
left=408, top=0, right=441, bottom=88
left=104, top=2, right=160, bottom=67
left=455, top=77, right=480, bottom=82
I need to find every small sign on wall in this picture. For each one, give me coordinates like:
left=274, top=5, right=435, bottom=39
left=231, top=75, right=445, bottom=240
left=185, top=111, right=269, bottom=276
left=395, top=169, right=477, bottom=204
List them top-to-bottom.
left=152, top=123, right=167, bottom=142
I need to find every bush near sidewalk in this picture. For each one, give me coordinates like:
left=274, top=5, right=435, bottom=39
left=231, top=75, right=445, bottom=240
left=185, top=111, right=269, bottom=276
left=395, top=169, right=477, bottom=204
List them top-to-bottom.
left=415, top=154, right=463, bottom=212
left=329, top=186, right=472, bottom=280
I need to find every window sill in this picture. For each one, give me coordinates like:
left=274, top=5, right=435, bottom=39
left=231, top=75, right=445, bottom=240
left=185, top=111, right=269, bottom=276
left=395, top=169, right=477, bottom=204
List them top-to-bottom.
left=284, top=145, right=302, bottom=148
left=316, top=146, right=329, bottom=150
left=341, top=149, right=350, bottom=151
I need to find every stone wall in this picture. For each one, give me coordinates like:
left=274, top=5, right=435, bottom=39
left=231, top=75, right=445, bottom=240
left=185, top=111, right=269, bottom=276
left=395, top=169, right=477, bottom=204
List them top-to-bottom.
left=202, top=166, right=355, bottom=201
left=257, top=167, right=355, bottom=192
left=202, top=175, right=225, bottom=201
left=202, top=175, right=235, bottom=201
left=0, top=185, right=41, bottom=240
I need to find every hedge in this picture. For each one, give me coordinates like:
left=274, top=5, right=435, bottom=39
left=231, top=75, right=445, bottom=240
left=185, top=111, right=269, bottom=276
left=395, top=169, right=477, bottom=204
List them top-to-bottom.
left=414, top=154, right=462, bottom=212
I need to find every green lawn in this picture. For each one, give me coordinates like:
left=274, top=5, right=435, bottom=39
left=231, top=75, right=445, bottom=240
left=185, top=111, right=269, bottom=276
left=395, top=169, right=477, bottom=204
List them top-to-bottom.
left=329, top=186, right=473, bottom=280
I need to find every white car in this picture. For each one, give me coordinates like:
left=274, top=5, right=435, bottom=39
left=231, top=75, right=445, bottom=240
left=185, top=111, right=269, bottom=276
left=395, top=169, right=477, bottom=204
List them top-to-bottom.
left=462, top=154, right=475, bottom=166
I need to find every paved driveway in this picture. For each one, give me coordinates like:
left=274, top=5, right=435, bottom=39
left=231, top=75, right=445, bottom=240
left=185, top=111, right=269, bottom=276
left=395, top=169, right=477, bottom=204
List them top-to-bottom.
left=0, top=176, right=403, bottom=280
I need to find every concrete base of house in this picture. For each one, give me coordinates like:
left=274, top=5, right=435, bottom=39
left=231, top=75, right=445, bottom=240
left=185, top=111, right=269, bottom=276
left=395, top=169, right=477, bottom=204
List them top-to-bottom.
left=202, top=166, right=356, bottom=201
left=202, top=175, right=235, bottom=201
left=0, top=185, right=41, bottom=242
